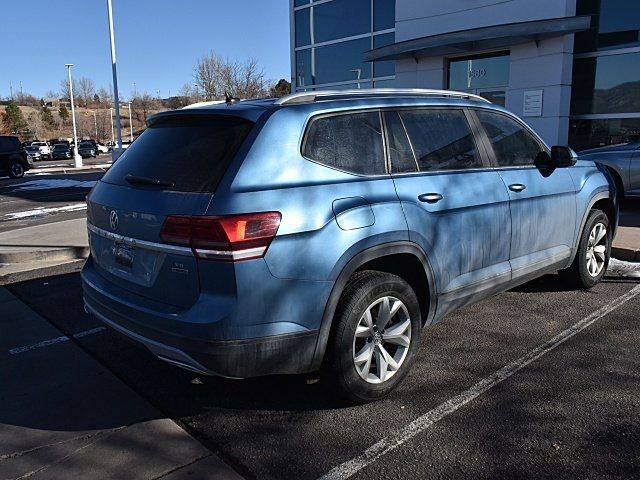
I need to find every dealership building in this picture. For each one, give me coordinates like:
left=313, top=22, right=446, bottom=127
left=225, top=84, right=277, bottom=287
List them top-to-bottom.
left=290, top=0, right=640, bottom=150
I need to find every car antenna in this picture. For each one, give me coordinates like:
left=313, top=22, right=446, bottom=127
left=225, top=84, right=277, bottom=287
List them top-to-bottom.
left=225, top=91, right=239, bottom=105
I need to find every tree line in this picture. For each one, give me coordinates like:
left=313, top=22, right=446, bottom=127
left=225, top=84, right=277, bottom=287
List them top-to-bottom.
left=1, top=51, right=291, bottom=142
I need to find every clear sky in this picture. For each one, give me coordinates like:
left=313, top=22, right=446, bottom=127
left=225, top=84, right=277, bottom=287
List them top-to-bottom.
left=2, top=0, right=291, bottom=100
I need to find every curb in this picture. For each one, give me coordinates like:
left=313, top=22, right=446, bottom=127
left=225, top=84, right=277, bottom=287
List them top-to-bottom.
left=28, top=164, right=111, bottom=174
left=0, top=246, right=89, bottom=264
left=612, top=246, right=640, bottom=263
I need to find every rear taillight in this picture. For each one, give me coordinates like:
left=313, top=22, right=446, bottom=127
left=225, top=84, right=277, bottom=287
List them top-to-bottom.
left=160, top=212, right=281, bottom=261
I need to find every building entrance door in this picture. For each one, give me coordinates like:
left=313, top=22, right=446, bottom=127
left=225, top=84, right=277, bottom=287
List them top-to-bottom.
left=448, top=52, right=510, bottom=107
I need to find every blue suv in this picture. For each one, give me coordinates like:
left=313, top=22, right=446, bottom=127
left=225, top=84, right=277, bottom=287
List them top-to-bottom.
left=82, top=89, right=617, bottom=402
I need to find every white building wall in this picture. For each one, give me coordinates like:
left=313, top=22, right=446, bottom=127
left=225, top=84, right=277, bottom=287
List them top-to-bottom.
left=394, top=0, right=578, bottom=146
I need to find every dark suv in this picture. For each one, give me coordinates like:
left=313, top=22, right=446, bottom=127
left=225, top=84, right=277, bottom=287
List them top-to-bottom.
left=0, top=136, right=32, bottom=178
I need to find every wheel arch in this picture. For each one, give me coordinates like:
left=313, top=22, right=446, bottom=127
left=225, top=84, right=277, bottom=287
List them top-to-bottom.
left=567, top=190, right=617, bottom=268
left=309, top=241, right=437, bottom=371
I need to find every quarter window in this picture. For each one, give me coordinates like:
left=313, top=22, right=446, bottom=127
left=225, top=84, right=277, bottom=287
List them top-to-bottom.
left=396, top=109, right=482, bottom=172
left=475, top=110, right=545, bottom=167
left=303, top=112, right=385, bottom=175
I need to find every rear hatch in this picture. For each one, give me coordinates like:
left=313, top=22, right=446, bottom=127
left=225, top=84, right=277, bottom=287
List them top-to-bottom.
left=87, top=114, right=254, bottom=309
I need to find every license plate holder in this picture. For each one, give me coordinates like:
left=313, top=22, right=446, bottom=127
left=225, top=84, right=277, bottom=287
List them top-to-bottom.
left=114, top=242, right=135, bottom=268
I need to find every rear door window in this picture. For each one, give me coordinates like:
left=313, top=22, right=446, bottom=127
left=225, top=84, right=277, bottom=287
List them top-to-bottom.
left=393, top=109, right=483, bottom=172
left=475, top=110, right=546, bottom=167
left=303, top=111, right=385, bottom=175
left=101, top=115, right=254, bottom=192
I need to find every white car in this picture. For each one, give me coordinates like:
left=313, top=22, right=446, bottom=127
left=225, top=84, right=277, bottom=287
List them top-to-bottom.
left=31, top=141, right=51, bottom=159
left=97, top=143, right=110, bottom=154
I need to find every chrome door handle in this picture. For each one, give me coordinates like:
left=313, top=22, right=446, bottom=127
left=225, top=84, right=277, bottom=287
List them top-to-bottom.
left=508, top=184, right=526, bottom=192
left=418, top=193, right=443, bottom=203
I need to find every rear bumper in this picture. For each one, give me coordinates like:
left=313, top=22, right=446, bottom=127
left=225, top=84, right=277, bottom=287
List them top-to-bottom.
left=81, top=259, right=324, bottom=378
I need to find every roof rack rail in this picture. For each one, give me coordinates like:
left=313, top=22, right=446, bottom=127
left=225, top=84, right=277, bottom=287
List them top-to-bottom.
left=274, top=88, right=491, bottom=105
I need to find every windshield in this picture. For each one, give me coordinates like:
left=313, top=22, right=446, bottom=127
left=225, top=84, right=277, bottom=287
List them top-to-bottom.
left=101, top=115, right=254, bottom=193
left=54, top=145, right=67, bottom=150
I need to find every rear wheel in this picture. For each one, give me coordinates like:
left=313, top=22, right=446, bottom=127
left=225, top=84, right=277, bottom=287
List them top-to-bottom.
left=9, top=161, right=25, bottom=179
left=561, top=209, right=610, bottom=289
left=323, top=271, right=422, bottom=403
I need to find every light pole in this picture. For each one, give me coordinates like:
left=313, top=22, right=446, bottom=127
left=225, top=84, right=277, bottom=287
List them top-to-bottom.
left=107, top=0, right=123, bottom=158
left=65, top=64, right=82, bottom=167
left=126, top=101, right=133, bottom=142
left=110, top=107, right=115, bottom=144
left=91, top=110, right=98, bottom=140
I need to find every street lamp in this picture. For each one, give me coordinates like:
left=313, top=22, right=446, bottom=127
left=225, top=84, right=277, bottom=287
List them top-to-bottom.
left=107, top=0, right=123, bottom=158
left=65, top=63, right=82, bottom=167
left=125, top=101, right=133, bottom=142
left=110, top=107, right=115, bottom=145
left=90, top=110, right=98, bottom=140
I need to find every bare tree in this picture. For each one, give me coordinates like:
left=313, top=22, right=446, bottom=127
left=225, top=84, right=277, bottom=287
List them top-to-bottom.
left=194, top=51, right=267, bottom=100
left=60, top=77, right=75, bottom=102
left=77, top=77, right=96, bottom=107
left=96, top=86, right=113, bottom=106
left=25, top=111, right=44, bottom=139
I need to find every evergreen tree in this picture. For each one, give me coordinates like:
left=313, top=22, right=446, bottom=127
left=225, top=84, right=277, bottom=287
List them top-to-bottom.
left=4, top=103, right=26, bottom=133
left=59, top=105, right=70, bottom=123
left=41, top=106, right=55, bottom=128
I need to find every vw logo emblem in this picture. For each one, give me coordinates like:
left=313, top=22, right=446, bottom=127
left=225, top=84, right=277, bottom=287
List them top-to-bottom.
left=109, top=210, right=119, bottom=230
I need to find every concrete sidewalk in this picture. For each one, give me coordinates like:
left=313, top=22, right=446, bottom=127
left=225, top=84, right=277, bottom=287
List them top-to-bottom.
left=0, top=218, right=89, bottom=278
left=613, top=226, right=640, bottom=262
left=0, top=287, right=243, bottom=480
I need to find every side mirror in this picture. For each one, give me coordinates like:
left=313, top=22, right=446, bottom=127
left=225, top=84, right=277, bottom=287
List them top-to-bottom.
left=550, top=146, right=578, bottom=168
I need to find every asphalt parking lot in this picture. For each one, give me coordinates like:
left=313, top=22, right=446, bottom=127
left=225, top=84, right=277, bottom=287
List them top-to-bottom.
left=3, top=262, right=639, bottom=479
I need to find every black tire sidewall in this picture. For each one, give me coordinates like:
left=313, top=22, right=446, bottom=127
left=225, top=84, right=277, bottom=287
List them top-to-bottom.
left=9, top=162, right=24, bottom=179
left=576, top=210, right=610, bottom=288
left=329, top=272, right=422, bottom=403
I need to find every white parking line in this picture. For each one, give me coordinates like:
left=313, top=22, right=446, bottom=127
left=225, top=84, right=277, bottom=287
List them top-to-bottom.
left=4, top=203, right=87, bottom=220
left=318, top=284, right=640, bottom=480
left=8, top=327, right=106, bottom=355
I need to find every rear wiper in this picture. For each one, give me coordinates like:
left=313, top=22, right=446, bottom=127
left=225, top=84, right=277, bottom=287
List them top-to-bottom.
left=125, top=174, right=175, bottom=188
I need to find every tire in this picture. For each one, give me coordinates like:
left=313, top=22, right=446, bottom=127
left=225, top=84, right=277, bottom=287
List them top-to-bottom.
left=9, top=161, right=25, bottom=179
left=561, top=209, right=611, bottom=289
left=323, top=270, right=422, bottom=403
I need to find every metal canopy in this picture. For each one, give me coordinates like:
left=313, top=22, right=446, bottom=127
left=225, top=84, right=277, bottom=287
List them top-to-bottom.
left=364, top=16, right=592, bottom=62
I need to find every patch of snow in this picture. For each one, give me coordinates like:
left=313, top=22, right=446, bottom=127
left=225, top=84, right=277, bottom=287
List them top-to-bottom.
left=10, top=179, right=97, bottom=191
left=5, top=203, right=87, bottom=220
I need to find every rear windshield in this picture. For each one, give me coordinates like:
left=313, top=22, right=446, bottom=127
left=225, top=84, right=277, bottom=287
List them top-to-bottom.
left=101, top=115, right=254, bottom=193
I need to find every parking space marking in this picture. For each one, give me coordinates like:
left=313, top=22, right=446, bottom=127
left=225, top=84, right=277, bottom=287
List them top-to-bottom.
left=319, top=284, right=640, bottom=480
left=8, top=326, right=106, bottom=355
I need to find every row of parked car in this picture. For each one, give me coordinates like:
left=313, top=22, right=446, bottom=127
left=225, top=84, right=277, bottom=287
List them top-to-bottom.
left=21, top=139, right=111, bottom=161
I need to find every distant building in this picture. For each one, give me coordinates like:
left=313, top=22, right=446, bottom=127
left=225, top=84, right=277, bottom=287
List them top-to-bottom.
left=290, top=0, right=640, bottom=150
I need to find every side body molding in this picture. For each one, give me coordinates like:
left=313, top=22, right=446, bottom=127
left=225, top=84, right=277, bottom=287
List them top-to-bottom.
left=309, top=241, right=437, bottom=371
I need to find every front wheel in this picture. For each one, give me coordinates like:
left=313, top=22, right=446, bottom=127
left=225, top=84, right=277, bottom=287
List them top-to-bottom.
left=9, top=161, right=25, bottom=179
left=561, top=209, right=611, bottom=289
left=323, top=271, right=422, bottom=403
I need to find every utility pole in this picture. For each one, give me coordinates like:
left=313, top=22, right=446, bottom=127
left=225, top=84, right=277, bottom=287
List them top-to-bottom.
left=107, top=0, right=123, bottom=157
left=66, top=64, right=82, bottom=168
left=9, top=80, right=13, bottom=100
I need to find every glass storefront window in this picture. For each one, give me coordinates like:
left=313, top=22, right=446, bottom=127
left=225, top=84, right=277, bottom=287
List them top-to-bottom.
left=294, top=0, right=310, bottom=6
left=314, top=0, right=371, bottom=44
left=374, top=0, right=395, bottom=31
left=575, top=0, right=640, bottom=52
left=295, top=8, right=311, bottom=47
left=374, top=33, right=395, bottom=78
left=315, top=37, right=372, bottom=85
left=295, top=49, right=314, bottom=88
left=448, top=52, right=510, bottom=90
left=571, top=52, right=640, bottom=115
left=374, top=79, right=395, bottom=88
left=569, top=118, right=640, bottom=151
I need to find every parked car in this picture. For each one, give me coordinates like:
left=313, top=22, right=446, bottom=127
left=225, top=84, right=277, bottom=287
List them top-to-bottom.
left=82, top=89, right=617, bottom=403
left=0, top=135, right=32, bottom=178
left=31, top=141, right=51, bottom=159
left=77, top=141, right=97, bottom=158
left=578, top=141, right=639, bottom=199
left=97, top=142, right=109, bottom=154
left=52, top=143, right=72, bottom=160
left=23, top=145, right=42, bottom=161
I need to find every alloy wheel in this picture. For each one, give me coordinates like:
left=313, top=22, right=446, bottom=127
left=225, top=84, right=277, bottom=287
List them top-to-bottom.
left=10, top=162, right=24, bottom=178
left=586, top=222, right=607, bottom=277
left=352, top=296, right=411, bottom=384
